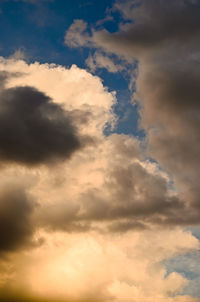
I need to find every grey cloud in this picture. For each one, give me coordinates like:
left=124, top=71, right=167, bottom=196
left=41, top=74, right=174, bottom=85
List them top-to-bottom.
left=64, top=0, right=200, bottom=59
left=91, top=0, right=200, bottom=59
left=109, top=0, right=200, bottom=215
left=65, top=20, right=91, bottom=48
left=86, top=51, right=125, bottom=73
left=138, top=60, right=200, bottom=188
left=0, top=83, right=81, bottom=166
left=37, top=159, right=186, bottom=233
left=80, top=162, right=183, bottom=222
left=37, top=201, right=91, bottom=233
left=107, top=220, right=148, bottom=233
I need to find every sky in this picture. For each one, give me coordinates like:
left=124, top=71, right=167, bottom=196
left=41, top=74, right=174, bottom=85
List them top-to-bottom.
left=0, top=0, right=200, bottom=301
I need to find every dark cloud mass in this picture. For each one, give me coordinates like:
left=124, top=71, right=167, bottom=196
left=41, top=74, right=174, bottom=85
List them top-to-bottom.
left=90, top=0, right=200, bottom=57
left=110, top=0, right=200, bottom=221
left=0, top=83, right=81, bottom=166
left=0, top=185, right=35, bottom=252
left=0, top=288, right=101, bottom=302
left=0, top=289, right=68, bottom=302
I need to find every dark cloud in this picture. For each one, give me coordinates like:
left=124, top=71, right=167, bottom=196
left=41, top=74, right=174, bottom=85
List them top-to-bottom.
left=86, top=0, right=200, bottom=59
left=109, top=0, right=200, bottom=219
left=118, top=0, right=200, bottom=49
left=0, top=83, right=81, bottom=166
left=0, top=185, right=35, bottom=252
left=0, top=287, right=105, bottom=302
left=0, top=288, right=74, bottom=302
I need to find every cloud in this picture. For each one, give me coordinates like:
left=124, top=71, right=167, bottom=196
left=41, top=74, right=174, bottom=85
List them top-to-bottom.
left=0, top=0, right=199, bottom=299
left=89, top=0, right=200, bottom=59
left=65, top=20, right=91, bottom=48
left=9, top=50, right=27, bottom=61
left=86, top=51, right=125, bottom=73
left=0, top=54, right=199, bottom=301
left=0, top=57, right=187, bottom=234
left=0, top=58, right=116, bottom=136
left=0, top=75, right=81, bottom=166
left=32, top=133, right=193, bottom=234
left=0, top=184, right=35, bottom=253
left=2, top=229, right=199, bottom=302
left=0, top=288, right=72, bottom=302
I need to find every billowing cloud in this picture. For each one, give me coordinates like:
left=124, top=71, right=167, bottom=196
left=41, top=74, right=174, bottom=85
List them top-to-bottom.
left=0, top=0, right=199, bottom=301
left=0, top=51, right=200, bottom=301
left=0, top=55, right=198, bottom=233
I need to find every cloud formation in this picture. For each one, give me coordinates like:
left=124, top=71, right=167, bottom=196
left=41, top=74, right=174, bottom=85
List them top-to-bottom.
left=0, top=52, right=199, bottom=301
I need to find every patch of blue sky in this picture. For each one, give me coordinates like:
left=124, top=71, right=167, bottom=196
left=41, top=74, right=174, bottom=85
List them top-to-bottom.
left=86, top=55, right=144, bottom=138
left=104, top=88, right=145, bottom=138
left=185, top=226, right=200, bottom=241
left=163, top=248, right=200, bottom=297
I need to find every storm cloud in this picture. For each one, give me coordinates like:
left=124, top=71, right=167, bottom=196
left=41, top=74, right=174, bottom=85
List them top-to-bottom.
left=0, top=82, right=81, bottom=166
